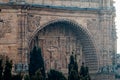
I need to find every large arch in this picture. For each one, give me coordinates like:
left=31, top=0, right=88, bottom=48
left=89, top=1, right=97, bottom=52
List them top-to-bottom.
left=29, top=19, right=98, bottom=73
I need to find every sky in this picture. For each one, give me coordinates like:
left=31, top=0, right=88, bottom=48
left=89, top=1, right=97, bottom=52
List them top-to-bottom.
left=114, top=0, right=120, bottom=53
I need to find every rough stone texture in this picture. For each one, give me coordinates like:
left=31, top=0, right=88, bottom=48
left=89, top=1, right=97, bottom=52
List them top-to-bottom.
left=0, top=0, right=116, bottom=80
left=95, top=73, right=115, bottom=80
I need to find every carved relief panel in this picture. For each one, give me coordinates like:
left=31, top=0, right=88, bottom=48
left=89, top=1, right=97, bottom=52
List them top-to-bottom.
left=0, top=12, right=18, bottom=44
left=0, top=16, right=12, bottom=38
left=33, top=23, right=83, bottom=72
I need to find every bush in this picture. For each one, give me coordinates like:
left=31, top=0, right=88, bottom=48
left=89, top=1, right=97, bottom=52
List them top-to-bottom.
left=29, top=46, right=45, bottom=79
left=68, top=53, right=79, bottom=80
left=3, top=57, right=12, bottom=80
left=0, top=59, right=3, bottom=80
left=79, top=63, right=91, bottom=80
left=33, top=69, right=44, bottom=80
left=47, top=69, right=67, bottom=80
left=12, top=73, right=23, bottom=80
left=24, top=74, right=30, bottom=80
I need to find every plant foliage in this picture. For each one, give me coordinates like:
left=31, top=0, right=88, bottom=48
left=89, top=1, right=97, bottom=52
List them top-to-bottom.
left=29, top=46, right=45, bottom=79
left=68, top=52, right=79, bottom=80
left=47, top=69, right=67, bottom=80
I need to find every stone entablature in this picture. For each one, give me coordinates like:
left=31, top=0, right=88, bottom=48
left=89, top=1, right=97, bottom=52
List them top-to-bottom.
left=0, top=0, right=114, bottom=9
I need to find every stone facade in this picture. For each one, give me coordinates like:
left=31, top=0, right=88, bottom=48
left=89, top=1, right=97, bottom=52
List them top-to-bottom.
left=0, top=0, right=116, bottom=79
left=95, top=73, right=115, bottom=80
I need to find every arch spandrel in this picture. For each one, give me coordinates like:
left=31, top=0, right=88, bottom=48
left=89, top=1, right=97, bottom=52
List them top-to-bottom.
left=29, top=19, right=99, bottom=73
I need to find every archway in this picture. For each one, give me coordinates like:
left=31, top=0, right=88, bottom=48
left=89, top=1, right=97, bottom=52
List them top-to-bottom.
left=29, top=20, right=98, bottom=73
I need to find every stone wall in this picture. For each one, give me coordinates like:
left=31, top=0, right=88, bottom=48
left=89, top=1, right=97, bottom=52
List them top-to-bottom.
left=0, top=0, right=116, bottom=76
left=0, top=9, right=19, bottom=65
left=95, top=73, right=115, bottom=80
